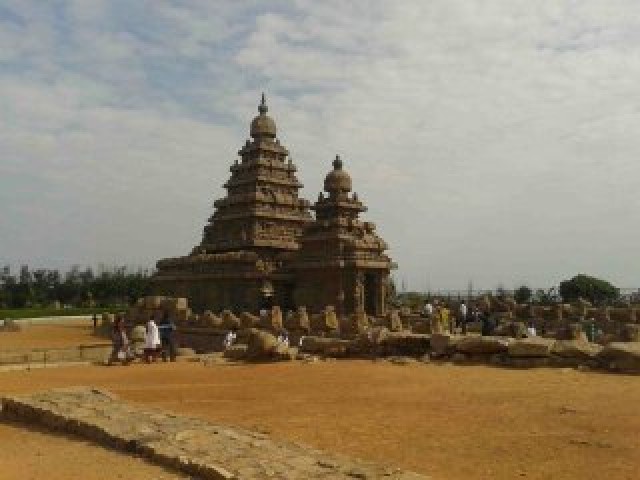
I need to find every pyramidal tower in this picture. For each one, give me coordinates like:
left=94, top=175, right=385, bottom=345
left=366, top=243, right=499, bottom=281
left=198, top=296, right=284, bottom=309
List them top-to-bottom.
left=153, top=95, right=312, bottom=311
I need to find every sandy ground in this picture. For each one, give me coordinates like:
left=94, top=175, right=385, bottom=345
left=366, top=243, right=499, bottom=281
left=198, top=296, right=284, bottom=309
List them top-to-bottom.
left=0, top=321, right=109, bottom=349
left=1, top=360, right=638, bottom=480
left=0, top=421, right=187, bottom=480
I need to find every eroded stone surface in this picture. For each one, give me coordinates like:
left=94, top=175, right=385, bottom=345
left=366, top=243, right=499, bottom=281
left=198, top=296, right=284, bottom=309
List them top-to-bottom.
left=1, top=387, right=428, bottom=480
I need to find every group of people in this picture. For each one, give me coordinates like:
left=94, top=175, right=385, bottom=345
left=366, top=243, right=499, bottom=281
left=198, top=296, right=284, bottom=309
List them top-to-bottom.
left=421, top=300, right=498, bottom=336
left=108, top=312, right=177, bottom=365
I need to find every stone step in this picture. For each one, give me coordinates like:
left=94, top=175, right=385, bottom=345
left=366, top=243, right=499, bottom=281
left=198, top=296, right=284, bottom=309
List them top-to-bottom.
left=1, top=387, right=429, bottom=480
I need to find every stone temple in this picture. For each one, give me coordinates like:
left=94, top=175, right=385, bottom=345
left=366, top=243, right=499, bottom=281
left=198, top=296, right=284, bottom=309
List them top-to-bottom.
left=153, top=95, right=393, bottom=316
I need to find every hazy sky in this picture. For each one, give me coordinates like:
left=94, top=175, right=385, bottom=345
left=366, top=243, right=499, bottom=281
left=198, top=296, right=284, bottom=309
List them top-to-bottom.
left=1, top=1, right=639, bottom=290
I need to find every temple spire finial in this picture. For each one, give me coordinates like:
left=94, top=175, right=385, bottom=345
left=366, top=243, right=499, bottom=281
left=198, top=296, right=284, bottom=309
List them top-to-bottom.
left=258, top=92, right=268, bottom=114
left=333, top=154, right=343, bottom=170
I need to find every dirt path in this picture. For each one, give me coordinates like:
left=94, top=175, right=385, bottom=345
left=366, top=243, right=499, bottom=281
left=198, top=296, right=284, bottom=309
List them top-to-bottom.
left=1, top=360, right=638, bottom=480
left=0, top=421, right=186, bottom=480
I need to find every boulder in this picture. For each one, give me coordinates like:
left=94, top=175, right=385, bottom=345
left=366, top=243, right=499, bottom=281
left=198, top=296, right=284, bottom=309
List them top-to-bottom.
left=144, top=296, right=164, bottom=309
left=161, top=297, right=188, bottom=310
left=261, top=306, right=283, bottom=331
left=284, top=306, right=311, bottom=333
left=310, top=306, right=339, bottom=333
left=175, top=308, right=191, bottom=324
left=221, top=310, right=241, bottom=330
left=202, top=311, right=223, bottom=328
left=341, top=311, right=370, bottom=335
left=239, top=312, right=259, bottom=329
left=494, top=321, right=528, bottom=339
left=558, top=323, right=588, bottom=342
left=621, top=324, right=640, bottom=342
left=131, top=325, right=146, bottom=343
left=245, top=329, right=278, bottom=359
left=381, top=332, right=430, bottom=356
left=430, top=333, right=462, bottom=356
left=299, top=336, right=351, bottom=357
left=456, top=336, right=510, bottom=355
left=508, top=337, right=555, bottom=357
left=552, top=340, right=603, bottom=359
left=597, top=342, right=640, bottom=371
left=223, top=344, right=248, bottom=360
left=272, top=344, right=297, bottom=361
left=176, top=347, right=196, bottom=357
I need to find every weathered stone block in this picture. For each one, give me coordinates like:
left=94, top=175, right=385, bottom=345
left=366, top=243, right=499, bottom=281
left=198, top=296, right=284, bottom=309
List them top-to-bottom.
left=260, top=306, right=283, bottom=331
left=310, top=306, right=339, bottom=333
left=202, top=310, right=223, bottom=328
left=221, top=310, right=241, bottom=330
left=239, top=311, right=259, bottom=329
left=341, top=311, right=369, bottom=335
left=430, top=333, right=462, bottom=356
left=299, top=336, right=351, bottom=357
left=456, top=336, right=510, bottom=355
left=508, top=337, right=555, bottom=357
left=552, top=340, right=602, bottom=359
left=597, top=342, right=640, bottom=371
left=223, top=344, right=248, bottom=360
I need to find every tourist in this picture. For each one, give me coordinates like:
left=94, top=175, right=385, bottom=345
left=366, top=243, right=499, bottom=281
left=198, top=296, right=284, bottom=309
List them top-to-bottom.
left=458, top=300, right=467, bottom=333
left=422, top=301, right=433, bottom=318
left=458, top=301, right=468, bottom=334
left=158, top=311, right=177, bottom=362
left=481, top=311, right=494, bottom=336
left=92, top=313, right=98, bottom=331
left=144, top=316, right=162, bottom=362
left=108, top=317, right=132, bottom=366
left=527, top=322, right=537, bottom=337
left=224, top=327, right=237, bottom=349
left=277, top=329, right=290, bottom=348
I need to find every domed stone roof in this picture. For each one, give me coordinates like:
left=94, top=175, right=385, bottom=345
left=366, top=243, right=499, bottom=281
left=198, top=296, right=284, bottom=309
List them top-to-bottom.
left=250, top=93, right=277, bottom=138
left=324, top=155, right=352, bottom=193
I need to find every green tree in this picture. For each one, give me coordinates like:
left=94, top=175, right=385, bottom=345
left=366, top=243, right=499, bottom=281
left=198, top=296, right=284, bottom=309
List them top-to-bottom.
left=559, top=274, right=619, bottom=305
left=514, top=285, right=532, bottom=304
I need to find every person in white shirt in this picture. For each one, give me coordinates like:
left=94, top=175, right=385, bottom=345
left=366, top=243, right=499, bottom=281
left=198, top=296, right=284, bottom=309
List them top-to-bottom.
left=458, top=301, right=468, bottom=333
left=422, top=302, right=434, bottom=318
left=144, top=316, right=162, bottom=363
left=527, top=322, right=537, bottom=337
left=224, top=328, right=237, bottom=349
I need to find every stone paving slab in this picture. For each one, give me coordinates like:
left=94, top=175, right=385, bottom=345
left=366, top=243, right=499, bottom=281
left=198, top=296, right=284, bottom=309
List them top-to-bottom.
left=1, top=387, right=429, bottom=480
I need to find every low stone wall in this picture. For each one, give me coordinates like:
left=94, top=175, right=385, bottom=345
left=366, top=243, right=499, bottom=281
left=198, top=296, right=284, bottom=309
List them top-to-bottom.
left=0, top=345, right=112, bottom=366
left=1, top=388, right=428, bottom=480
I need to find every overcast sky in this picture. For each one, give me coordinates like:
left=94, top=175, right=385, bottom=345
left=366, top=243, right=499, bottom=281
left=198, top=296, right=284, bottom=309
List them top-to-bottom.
left=1, top=1, right=639, bottom=291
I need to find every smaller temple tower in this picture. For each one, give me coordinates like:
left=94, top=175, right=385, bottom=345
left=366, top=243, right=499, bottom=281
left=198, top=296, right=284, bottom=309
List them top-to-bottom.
left=292, top=155, right=392, bottom=316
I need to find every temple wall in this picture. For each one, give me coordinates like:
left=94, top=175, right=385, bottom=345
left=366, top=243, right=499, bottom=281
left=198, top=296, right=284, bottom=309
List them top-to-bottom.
left=153, top=277, right=265, bottom=313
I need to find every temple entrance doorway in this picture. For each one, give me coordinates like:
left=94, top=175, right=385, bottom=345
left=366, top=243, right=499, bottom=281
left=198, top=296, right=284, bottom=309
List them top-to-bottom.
left=364, top=273, right=377, bottom=315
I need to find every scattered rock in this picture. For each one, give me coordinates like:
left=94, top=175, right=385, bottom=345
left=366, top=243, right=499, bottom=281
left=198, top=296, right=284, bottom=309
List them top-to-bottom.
left=456, top=336, right=510, bottom=355
left=508, top=337, right=555, bottom=357
left=552, top=340, right=602, bottom=359
left=597, top=342, right=640, bottom=371
left=223, top=344, right=248, bottom=360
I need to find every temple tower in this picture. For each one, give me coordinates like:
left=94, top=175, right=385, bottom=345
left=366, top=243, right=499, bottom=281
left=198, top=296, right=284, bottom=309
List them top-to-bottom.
left=200, top=94, right=312, bottom=254
left=153, top=95, right=312, bottom=311
left=292, top=155, right=392, bottom=316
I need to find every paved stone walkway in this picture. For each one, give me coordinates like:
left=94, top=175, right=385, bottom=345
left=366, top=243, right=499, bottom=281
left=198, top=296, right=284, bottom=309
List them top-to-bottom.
left=1, top=388, right=429, bottom=480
